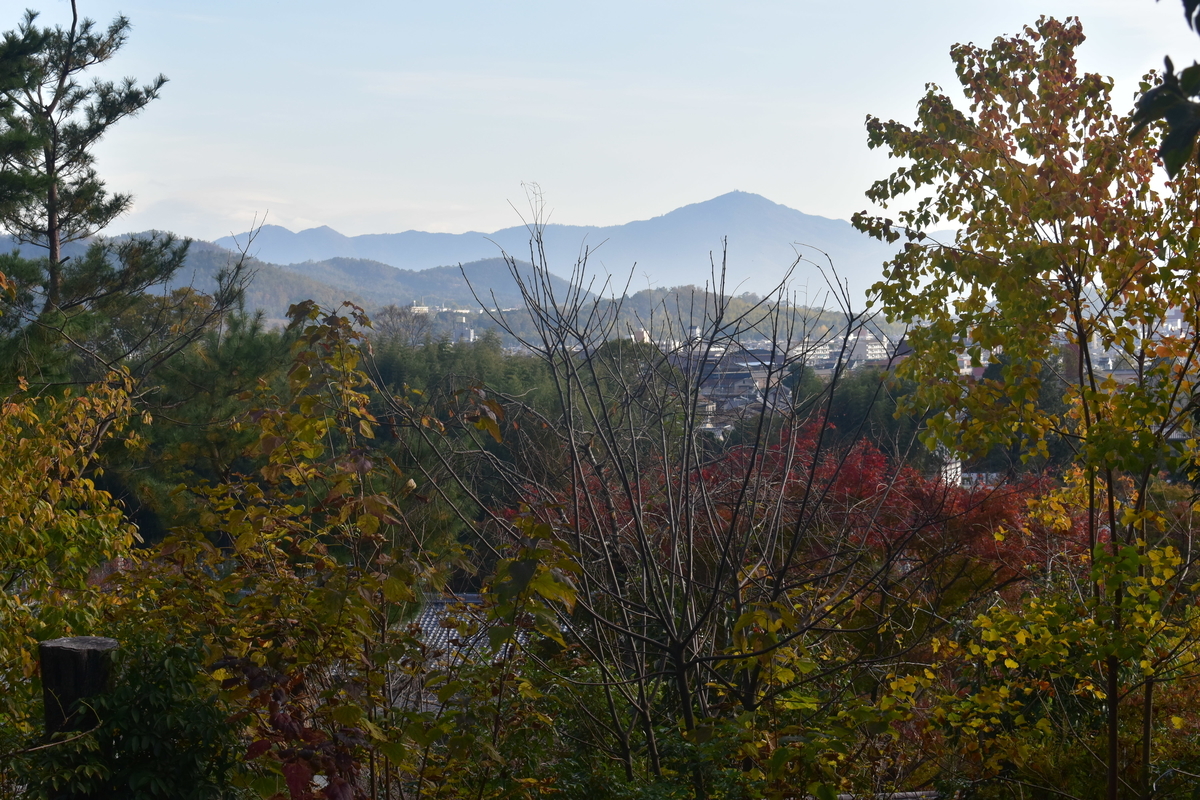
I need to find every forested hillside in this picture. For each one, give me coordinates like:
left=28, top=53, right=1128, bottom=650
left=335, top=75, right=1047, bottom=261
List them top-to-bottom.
left=3, top=235, right=546, bottom=320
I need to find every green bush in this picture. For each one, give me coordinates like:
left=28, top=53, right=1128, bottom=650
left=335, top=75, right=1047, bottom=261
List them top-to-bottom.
left=17, top=635, right=247, bottom=800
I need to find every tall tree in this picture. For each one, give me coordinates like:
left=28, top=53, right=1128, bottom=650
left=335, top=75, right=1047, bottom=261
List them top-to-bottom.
left=0, top=1, right=164, bottom=309
left=0, top=3, right=249, bottom=391
left=854, top=17, right=1200, bottom=800
left=383, top=223, right=1028, bottom=798
left=371, top=303, right=434, bottom=348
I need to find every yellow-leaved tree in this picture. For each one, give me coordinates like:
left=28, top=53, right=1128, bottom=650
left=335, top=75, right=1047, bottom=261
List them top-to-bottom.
left=854, top=17, right=1200, bottom=800
left=0, top=371, right=139, bottom=779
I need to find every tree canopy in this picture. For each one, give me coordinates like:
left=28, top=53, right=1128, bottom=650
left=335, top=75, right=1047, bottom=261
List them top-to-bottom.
left=855, top=17, right=1200, bottom=800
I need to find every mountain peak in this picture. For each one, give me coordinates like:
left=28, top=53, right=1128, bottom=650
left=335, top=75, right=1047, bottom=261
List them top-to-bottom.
left=213, top=194, right=895, bottom=301
left=243, top=223, right=295, bottom=235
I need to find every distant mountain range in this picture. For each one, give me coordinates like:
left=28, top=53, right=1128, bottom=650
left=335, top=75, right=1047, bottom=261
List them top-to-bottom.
left=216, top=191, right=898, bottom=304
left=2, top=192, right=903, bottom=320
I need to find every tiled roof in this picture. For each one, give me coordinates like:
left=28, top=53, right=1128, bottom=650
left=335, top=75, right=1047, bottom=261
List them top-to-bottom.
left=411, top=593, right=488, bottom=659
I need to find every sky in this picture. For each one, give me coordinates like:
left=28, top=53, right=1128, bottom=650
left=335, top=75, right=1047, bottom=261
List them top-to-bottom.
left=15, top=0, right=1200, bottom=241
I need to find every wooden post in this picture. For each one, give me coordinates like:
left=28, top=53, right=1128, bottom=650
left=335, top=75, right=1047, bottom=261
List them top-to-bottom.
left=39, top=636, right=118, bottom=736
left=38, top=637, right=119, bottom=800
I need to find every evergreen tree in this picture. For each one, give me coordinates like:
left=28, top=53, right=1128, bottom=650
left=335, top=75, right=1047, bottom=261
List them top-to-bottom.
left=0, top=2, right=164, bottom=307
left=0, top=2, right=247, bottom=388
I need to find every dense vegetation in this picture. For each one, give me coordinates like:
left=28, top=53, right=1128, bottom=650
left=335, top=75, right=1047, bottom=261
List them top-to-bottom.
left=2, top=7, right=1200, bottom=800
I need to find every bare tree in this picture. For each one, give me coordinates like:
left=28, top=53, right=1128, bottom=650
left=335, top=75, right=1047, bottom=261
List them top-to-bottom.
left=376, top=215, right=1027, bottom=798
left=371, top=303, right=433, bottom=348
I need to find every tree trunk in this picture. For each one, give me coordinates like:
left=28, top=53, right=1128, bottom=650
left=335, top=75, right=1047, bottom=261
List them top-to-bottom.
left=44, top=144, right=61, bottom=310
left=39, top=636, right=118, bottom=800
left=672, top=651, right=706, bottom=800
left=1107, top=653, right=1120, bottom=800
left=1141, top=677, right=1154, bottom=800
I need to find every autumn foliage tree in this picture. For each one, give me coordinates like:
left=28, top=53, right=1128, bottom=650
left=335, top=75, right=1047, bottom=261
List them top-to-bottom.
left=855, top=17, right=1200, bottom=800
left=0, top=372, right=141, bottom=794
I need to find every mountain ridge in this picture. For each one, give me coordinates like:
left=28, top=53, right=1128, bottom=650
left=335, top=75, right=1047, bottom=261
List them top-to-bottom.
left=215, top=191, right=897, bottom=303
left=1, top=193, right=900, bottom=319
left=0, top=235, right=562, bottom=321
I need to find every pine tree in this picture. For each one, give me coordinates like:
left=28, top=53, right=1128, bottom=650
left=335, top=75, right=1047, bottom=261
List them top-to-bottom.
left=0, top=1, right=165, bottom=309
left=0, top=2, right=249, bottom=388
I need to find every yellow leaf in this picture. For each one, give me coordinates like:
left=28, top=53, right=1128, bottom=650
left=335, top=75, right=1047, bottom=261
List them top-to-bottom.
left=357, top=513, right=380, bottom=537
left=234, top=531, right=257, bottom=553
left=383, top=575, right=414, bottom=603
left=330, top=704, right=363, bottom=726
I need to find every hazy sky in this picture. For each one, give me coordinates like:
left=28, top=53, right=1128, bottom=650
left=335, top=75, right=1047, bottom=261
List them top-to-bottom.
left=16, top=0, right=1200, bottom=240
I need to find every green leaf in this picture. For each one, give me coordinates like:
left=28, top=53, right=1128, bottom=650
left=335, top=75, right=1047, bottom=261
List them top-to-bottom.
left=1181, top=62, right=1200, bottom=96
left=357, top=513, right=380, bottom=537
left=233, top=531, right=257, bottom=553
left=496, top=558, right=538, bottom=602
left=526, top=568, right=576, bottom=610
left=488, top=624, right=516, bottom=650
left=436, top=680, right=465, bottom=703
left=330, top=704, right=363, bottom=726
left=377, top=740, right=407, bottom=763
left=251, top=775, right=285, bottom=799
left=807, top=783, right=837, bottom=800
